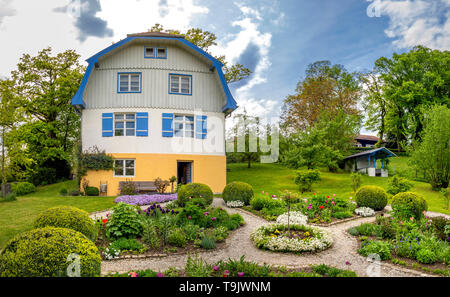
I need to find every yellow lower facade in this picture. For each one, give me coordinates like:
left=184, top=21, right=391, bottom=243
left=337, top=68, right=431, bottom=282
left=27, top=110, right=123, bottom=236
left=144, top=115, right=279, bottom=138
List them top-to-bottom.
left=83, top=153, right=226, bottom=196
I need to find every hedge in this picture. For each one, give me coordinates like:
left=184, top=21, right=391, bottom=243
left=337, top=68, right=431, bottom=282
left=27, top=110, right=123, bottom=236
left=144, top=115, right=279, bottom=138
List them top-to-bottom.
left=222, top=182, right=254, bottom=205
left=177, top=183, right=213, bottom=206
left=355, top=185, right=388, bottom=211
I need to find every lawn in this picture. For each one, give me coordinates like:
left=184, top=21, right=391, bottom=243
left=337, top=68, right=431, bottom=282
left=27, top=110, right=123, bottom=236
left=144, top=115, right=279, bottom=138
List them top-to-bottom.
left=227, top=160, right=449, bottom=215
left=0, top=181, right=115, bottom=248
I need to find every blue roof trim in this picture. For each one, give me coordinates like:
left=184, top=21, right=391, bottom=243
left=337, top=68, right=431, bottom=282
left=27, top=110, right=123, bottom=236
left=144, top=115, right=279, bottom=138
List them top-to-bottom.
left=73, top=36, right=236, bottom=112
left=344, top=147, right=397, bottom=160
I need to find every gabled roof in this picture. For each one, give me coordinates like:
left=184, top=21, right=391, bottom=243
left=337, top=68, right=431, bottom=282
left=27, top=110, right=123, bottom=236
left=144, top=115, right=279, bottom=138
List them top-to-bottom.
left=72, top=33, right=237, bottom=113
left=355, top=134, right=380, bottom=142
left=344, top=147, right=397, bottom=160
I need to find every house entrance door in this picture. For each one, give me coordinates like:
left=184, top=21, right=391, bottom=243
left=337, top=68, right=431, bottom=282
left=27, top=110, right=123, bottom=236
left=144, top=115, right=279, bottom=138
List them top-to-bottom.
left=177, top=161, right=193, bottom=185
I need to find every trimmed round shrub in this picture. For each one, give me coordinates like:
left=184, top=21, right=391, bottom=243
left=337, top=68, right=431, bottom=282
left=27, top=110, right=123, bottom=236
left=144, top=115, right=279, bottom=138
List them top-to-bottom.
left=11, top=182, right=36, bottom=196
left=222, top=182, right=254, bottom=205
left=177, top=183, right=213, bottom=206
left=355, top=185, right=388, bottom=211
left=85, top=186, right=100, bottom=196
left=391, top=192, right=428, bottom=219
left=33, top=206, right=97, bottom=241
left=0, top=227, right=101, bottom=277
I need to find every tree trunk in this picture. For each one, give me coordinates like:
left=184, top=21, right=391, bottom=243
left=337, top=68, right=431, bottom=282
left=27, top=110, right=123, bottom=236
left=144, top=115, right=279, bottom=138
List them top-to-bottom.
left=1, top=126, right=6, bottom=198
left=247, top=156, right=251, bottom=168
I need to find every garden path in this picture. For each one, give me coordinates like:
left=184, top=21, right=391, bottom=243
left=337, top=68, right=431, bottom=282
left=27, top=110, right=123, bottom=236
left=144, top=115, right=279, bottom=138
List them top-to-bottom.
left=98, top=199, right=437, bottom=277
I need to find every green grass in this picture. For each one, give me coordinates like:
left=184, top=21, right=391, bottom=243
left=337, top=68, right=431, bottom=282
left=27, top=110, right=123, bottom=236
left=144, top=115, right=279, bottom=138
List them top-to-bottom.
left=227, top=160, right=449, bottom=215
left=0, top=181, right=115, bottom=248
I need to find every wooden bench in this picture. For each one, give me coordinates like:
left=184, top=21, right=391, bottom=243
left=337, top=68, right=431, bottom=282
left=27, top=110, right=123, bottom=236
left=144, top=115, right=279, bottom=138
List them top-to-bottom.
left=119, top=181, right=157, bottom=193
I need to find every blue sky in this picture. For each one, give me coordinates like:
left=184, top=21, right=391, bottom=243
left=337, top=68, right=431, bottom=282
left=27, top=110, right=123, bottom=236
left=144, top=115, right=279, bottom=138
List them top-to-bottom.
left=0, top=0, right=448, bottom=133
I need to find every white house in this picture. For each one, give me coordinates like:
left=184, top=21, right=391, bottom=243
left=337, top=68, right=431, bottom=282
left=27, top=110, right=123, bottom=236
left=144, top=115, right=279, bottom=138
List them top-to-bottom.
left=72, top=31, right=237, bottom=195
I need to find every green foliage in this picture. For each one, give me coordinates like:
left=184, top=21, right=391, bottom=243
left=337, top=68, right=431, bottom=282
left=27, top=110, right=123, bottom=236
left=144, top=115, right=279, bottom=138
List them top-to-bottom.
left=7, top=48, right=83, bottom=185
left=410, top=105, right=450, bottom=189
left=79, top=146, right=114, bottom=175
left=294, top=170, right=321, bottom=193
left=351, top=172, right=362, bottom=192
left=387, top=176, right=413, bottom=195
left=119, top=180, right=137, bottom=196
left=222, top=181, right=254, bottom=205
left=11, top=182, right=36, bottom=196
left=177, top=183, right=213, bottom=206
left=355, top=185, right=388, bottom=211
left=85, top=187, right=99, bottom=197
left=59, top=188, right=68, bottom=196
left=1, top=192, right=16, bottom=202
left=391, top=192, right=428, bottom=219
left=250, top=196, right=284, bottom=211
left=106, top=202, right=143, bottom=239
left=33, top=206, right=97, bottom=241
left=230, top=213, right=245, bottom=226
left=430, top=216, right=449, bottom=241
left=142, top=221, right=161, bottom=249
left=183, top=223, right=201, bottom=242
left=349, top=223, right=381, bottom=237
left=212, top=226, right=229, bottom=242
left=0, top=227, right=101, bottom=277
left=168, top=228, right=186, bottom=247
left=200, top=235, right=216, bottom=249
left=110, top=238, right=145, bottom=253
left=358, top=240, right=393, bottom=260
left=416, top=248, right=437, bottom=264
left=185, top=254, right=213, bottom=277
left=215, top=256, right=271, bottom=277
left=312, top=264, right=357, bottom=277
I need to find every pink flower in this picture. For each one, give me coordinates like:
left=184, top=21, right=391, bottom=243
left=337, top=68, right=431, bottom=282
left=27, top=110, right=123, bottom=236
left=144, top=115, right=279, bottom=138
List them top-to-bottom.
left=261, top=191, right=265, bottom=194
left=333, top=194, right=335, bottom=197
left=349, top=197, right=353, bottom=200
left=325, top=200, right=328, bottom=203
left=332, top=201, right=335, bottom=205
left=307, top=204, right=312, bottom=210
left=203, top=212, right=209, bottom=216
left=188, top=216, right=192, bottom=220
left=212, top=217, right=217, bottom=221
left=410, top=217, right=414, bottom=221
left=345, top=261, right=351, bottom=266
left=213, top=266, right=219, bottom=271
left=129, top=271, right=139, bottom=277
left=157, top=272, right=164, bottom=277
left=237, top=272, right=244, bottom=277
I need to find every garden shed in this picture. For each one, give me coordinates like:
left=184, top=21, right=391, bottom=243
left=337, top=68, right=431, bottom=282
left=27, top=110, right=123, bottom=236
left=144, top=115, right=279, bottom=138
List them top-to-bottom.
left=343, top=147, right=396, bottom=177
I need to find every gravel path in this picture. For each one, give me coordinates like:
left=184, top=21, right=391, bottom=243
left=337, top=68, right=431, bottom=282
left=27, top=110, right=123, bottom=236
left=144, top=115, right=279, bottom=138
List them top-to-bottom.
left=99, top=199, right=439, bottom=277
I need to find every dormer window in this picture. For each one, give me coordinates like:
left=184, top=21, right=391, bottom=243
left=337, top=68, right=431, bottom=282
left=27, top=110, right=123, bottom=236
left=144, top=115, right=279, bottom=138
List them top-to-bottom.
left=145, top=47, right=167, bottom=59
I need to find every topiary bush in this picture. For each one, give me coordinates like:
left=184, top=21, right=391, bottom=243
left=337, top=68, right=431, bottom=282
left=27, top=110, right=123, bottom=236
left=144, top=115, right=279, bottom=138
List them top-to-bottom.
left=222, top=181, right=254, bottom=205
left=11, top=182, right=36, bottom=196
left=177, top=183, right=213, bottom=206
left=355, top=185, right=388, bottom=211
left=85, top=186, right=100, bottom=196
left=391, top=192, right=428, bottom=219
left=33, top=206, right=97, bottom=241
left=0, top=227, right=101, bottom=277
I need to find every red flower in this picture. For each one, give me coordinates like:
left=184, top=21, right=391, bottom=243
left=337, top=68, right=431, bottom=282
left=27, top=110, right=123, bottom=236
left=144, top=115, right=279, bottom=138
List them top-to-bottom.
left=326, top=196, right=330, bottom=199
left=319, top=206, right=324, bottom=209
left=102, top=219, right=108, bottom=224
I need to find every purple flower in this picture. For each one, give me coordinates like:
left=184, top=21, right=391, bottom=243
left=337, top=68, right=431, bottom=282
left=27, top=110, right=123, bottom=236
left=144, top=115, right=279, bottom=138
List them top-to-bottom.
left=114, top=194, right=177, bottom=206
left=203, top=212, right=209, bottom=216
left=188, top=216, right=192, bottom=220
left=212, top=217, right=217, bottom=221
left=345, top=261, right=351, bottom=266
left=213, top=266, right=219, bottom=271
left=156, top=272, right=164, bottom=278
left=237, top=272, right=244, bottom=277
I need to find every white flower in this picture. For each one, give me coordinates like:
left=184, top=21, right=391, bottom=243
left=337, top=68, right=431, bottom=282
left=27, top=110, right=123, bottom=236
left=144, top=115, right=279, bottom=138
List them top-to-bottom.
left=226, top=200, right=245, bottom=208
left=355, top=207, right=375, bottom=217
left=276, top=211, right=308, bottom=226
left=250, top=224, right=333, bottom=253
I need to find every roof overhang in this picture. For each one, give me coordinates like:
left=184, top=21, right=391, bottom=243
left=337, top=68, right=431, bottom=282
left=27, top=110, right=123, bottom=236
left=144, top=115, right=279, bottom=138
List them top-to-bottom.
left=72, top=36, right=237, bottom=113
left=344, top=147, right=397, bottom=160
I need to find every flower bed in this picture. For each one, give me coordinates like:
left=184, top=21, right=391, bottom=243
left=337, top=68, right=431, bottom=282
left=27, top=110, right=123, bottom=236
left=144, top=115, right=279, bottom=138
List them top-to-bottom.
left=114, top=194, right=177, bottom=206
left=226, top=200, right=245, bottom=208
left=355, top=207, right=375, bottom=217
left=276, top=211, right=308, bottom=226
left=250, top=224, right=333, bottom=253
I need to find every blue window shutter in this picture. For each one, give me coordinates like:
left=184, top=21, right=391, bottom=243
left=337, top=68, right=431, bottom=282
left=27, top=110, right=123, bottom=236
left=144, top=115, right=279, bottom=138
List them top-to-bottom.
left=136, top=112, right=149, bottom=137
left=102, top=113, right=113, bottom=137
left=162, top=113, right=174, bottom=137
left=196, top=115, right=207, bottom=139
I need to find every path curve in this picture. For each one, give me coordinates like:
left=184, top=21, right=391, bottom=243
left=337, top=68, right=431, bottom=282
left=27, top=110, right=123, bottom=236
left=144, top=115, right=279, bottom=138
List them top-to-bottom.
left=100, top=199, right=433, bottom=277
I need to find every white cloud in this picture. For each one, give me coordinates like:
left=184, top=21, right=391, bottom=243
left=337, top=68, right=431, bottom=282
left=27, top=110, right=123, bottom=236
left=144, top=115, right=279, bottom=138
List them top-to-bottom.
left=0, top=0, right=16, bottom=27
left=98, top=0, right=208, bottom=40
left=368, top=0, right=450, bottom=50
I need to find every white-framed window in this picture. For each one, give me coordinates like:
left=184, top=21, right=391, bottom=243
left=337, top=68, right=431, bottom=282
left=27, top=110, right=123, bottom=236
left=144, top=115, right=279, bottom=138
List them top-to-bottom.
left=145, top=47, right=167, bottom=59
left=118, top=73, right=141, bottom=93
left=169, top=74, right=192, bottom=95
left=114, top=113, right=136, bottom=136
left=174, top=115, right=195, bottom=138
left=114, top=159, right=135, bottom=177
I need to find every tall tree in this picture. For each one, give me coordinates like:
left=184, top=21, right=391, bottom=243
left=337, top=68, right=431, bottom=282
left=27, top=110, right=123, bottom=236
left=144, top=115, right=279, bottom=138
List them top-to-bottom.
left=150, top=24, right=251, bottom=84
left=375, top=46, right=450, bottom=148
left=9, top=47, right=84, bottom=184
left=281, top=61, right=360, bottom=132
left=359, top=70, right=388, bottom=142
left=0, top=79, right=21, bottom=196
left=410, top=105, right=450, bottom=189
